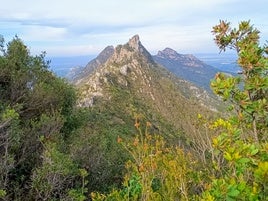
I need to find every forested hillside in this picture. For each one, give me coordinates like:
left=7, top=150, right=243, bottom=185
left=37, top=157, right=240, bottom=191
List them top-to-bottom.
left=0, top=20, right=268, bottom=201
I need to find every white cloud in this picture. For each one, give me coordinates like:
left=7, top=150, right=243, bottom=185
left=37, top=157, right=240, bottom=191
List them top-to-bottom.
left=0, top=0, right=267, bottom=56
left=0, top=0, right=233, bottom=25
left=21, top=26, right=68, bottom=41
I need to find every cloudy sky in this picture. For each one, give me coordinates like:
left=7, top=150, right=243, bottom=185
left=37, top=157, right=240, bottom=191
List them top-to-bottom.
left=1, top=0, right=267, bottom=57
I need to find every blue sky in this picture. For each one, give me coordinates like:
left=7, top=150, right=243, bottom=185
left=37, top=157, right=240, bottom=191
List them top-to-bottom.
left=1, top=0, right=267, bottom=57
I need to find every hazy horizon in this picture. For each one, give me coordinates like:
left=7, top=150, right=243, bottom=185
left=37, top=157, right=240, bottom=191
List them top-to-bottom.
left=48, top=51, right=239, bottom=77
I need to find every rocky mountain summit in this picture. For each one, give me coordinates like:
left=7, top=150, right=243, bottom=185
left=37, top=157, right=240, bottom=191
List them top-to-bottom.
left=75, top=35, right=221, bottom=138
left=75, top=35, right=157, bottom=106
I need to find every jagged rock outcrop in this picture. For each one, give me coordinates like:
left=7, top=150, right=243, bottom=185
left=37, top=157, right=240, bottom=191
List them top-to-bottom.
left=128, top=34, right=140, bottom=51
left=76, top=35, right=156, bottom=106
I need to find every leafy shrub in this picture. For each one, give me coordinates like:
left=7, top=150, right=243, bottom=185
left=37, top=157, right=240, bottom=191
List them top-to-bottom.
left=201, top=20, right=268, bottom=201
left=91, top=120, right=200, bottom=201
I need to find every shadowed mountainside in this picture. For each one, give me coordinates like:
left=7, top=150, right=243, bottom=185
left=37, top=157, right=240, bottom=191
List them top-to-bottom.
left=153, top=48, right=220, bottom=91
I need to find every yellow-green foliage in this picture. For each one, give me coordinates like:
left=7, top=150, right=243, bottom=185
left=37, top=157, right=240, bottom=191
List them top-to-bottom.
left=201, top=20, right=268, bottom=201
left=211, top=20, right=268, bottom=142
left=201, top=117, right=268, bottom=200
left=91, top=120, right=200, bottom=201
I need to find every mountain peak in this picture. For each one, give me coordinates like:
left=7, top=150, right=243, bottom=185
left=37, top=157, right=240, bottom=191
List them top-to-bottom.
left=108, top=34, right=154, bottom=64
left=128, top=34, right=141, bottom=51
left=99, top=45, right=114, bottom=56
left=162, top=47, right=178, bottom=55
left=153, top=48, right=219, bottom=91
left=157, top=48, right=181, bottom=59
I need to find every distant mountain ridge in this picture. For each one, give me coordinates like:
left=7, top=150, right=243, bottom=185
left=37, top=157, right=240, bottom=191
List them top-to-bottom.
left=69, top=45, right=222, bottom=92
left=153, top=48, right=220, bottom=91
left=156, top=48, right=205, bottom=67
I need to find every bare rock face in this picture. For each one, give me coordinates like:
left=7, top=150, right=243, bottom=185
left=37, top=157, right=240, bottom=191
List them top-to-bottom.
left=128, top=34, right=140, bottom=51
left=119, top=65, right=129, bottom=76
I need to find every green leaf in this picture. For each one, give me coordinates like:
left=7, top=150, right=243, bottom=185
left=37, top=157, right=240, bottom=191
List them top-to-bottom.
left=250, top=148, right=259, bottom=156
left=224, top=152, right=232, bottom=161
left=237, top=158, right=250, bottom=164
left=228, top=188, right=240, bottom=197
left=0, top=190, right=6, bottom=198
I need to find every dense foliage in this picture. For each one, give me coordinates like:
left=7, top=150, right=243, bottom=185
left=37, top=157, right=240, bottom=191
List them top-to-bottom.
left=0, top=20, right=267, bottom=200
left=202, top=20, right=268, bottom=200
left=0, top=36, right=84, bottom=200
